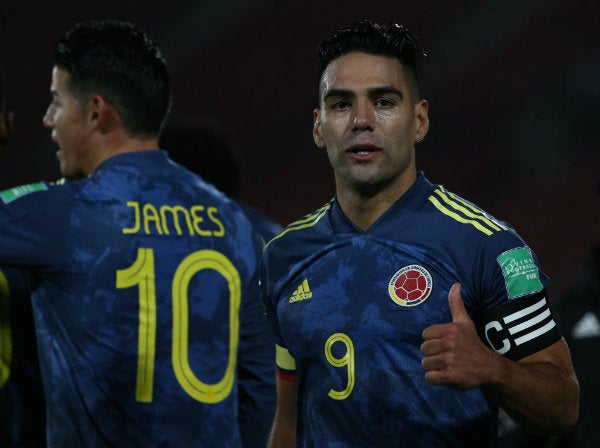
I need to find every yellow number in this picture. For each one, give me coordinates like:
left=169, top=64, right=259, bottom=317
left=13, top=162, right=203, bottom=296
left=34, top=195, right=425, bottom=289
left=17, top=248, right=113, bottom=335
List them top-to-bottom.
left=116, top=248, right=241, bottom=404
left=116, top=248, right=157, bottom=402
left=172, top=250, right=240, bottom=403
left=324, top=332, right=355, bottom=400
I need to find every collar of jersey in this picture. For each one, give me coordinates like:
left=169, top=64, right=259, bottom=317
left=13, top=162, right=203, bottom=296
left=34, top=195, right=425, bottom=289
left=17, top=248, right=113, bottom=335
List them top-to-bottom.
left=94, top=149, right=167, bottom=173
left=330, top=171, right=436, bottom=236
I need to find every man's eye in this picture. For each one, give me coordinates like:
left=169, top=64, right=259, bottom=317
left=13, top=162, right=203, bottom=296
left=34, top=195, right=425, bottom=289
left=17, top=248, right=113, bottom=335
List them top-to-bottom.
left=376, top=98, right=394, bottom=107
left=331, top=101, right=350, bottom=110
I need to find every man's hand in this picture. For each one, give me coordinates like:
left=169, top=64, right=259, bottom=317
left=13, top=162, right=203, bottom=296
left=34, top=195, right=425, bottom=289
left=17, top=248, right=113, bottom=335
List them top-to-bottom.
left=420, top=283, right=497, bottom=390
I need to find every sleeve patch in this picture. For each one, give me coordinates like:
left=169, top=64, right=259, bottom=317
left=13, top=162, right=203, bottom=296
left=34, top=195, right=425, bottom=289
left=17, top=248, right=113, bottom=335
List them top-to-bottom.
left=0, top=182, right=48, bottom=204
left=497, top=246, right=543, bottom=299
left=477, top=291, right=562, bottom=360
left=275, top=344, right=296, bottom=374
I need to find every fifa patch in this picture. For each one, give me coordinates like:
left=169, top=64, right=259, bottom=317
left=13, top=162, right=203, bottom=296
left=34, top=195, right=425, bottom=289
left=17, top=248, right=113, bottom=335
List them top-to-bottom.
left=0, top=182, right=47, bottom=204
left=497, top=247, right=543, bottom=299
left=388, top=264, right=432, bottom=307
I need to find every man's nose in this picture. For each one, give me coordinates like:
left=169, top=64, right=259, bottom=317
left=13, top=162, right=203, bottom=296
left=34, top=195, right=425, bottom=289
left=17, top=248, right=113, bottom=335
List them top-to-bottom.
left=351, top=101, right=374, bottom=132
left=42, top=104, right=55, bottom=128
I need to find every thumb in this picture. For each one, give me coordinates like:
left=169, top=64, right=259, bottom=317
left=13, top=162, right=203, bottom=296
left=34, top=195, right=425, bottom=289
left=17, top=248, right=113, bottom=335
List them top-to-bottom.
left=448, top=283, right=470, bottom=323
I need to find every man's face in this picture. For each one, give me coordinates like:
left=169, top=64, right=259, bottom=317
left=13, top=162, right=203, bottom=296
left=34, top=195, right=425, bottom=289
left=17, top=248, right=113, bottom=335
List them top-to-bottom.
left=313, top=52, right=429, bottom=196
left=43, top=66, right=91, bottom=178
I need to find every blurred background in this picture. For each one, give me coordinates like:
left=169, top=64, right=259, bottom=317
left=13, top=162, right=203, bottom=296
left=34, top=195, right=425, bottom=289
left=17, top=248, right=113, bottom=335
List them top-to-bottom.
left=0, top=0, right=598, bottom=298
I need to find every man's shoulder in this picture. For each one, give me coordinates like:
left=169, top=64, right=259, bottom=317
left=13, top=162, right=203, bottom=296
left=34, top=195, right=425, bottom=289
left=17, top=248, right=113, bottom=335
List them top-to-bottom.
left=0, top=178, right=75, bottom=207
left=0, top=181, right=50, bottom=205
left=424, top=184, right=518, bottom=241
left=264, top=199, right=334, bottom=253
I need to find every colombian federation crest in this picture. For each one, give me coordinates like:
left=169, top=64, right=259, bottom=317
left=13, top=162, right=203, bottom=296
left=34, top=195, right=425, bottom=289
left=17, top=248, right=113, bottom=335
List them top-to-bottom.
left=388, top=264, right=433, bottom=307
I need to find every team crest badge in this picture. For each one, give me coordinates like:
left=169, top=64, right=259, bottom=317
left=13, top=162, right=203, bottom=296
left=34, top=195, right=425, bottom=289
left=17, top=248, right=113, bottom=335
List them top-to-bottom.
left=388, top=264, right=433, bottom=307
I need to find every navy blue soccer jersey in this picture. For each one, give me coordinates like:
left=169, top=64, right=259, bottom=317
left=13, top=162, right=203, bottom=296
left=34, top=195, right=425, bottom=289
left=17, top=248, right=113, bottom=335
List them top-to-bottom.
left=0, top=150, right=273, bottom=447
left=260, top=172, right=562, bottom=447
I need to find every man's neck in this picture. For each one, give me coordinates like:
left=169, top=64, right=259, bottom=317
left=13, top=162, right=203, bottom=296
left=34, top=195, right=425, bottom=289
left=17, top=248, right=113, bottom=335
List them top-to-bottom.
left=85, top=133, right=159, bottom=175
left=336, top=172, right=417, bottom=232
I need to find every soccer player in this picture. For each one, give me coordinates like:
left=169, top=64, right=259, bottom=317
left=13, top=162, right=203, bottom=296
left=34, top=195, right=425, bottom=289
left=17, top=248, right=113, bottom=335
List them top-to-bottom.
left=0, top=20, right=272, bottom=446
left=260, top=20, right=579, bottom=447
left=0, top=65, right=46, bottom=448
left=160, top=116, right=284, bottom=245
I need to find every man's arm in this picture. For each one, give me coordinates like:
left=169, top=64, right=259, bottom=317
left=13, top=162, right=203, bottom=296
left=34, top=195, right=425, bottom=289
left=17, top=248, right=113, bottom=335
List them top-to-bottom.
left=421, top=283, right=579, bottom=435
left=268, top=376, right=297, bottom=448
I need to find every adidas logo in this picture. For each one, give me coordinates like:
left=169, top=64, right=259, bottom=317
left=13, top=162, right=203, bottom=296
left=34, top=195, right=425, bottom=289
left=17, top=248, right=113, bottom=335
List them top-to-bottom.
left=289, top=279, right=313, bottom=303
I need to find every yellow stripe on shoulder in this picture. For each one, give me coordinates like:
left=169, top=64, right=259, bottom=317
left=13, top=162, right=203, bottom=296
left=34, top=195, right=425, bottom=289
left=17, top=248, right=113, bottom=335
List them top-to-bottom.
left=440, top=187, right=508, bottom=231
left=429, top=188, right=504, bottom=236
left=434, top=188, right=504, bottom=232
left=264, top=199, right=333, bottom=250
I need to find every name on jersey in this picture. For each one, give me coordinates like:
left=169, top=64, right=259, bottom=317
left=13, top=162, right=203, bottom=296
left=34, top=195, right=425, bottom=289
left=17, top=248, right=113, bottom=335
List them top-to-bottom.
left=122, top=201, right=225, bottom=237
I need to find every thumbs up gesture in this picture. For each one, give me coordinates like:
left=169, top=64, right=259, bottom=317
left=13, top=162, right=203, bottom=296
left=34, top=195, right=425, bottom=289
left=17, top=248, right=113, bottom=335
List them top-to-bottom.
left=421, top=283, right=497, bottom=390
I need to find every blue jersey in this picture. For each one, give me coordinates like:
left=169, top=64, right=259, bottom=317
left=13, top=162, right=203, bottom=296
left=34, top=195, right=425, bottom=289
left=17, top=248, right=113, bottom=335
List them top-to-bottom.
left=0, top=150, right=272, bottom=447
left=260, top=172, right=561, bottom=447
left=0, top=267, right=45, bottom=447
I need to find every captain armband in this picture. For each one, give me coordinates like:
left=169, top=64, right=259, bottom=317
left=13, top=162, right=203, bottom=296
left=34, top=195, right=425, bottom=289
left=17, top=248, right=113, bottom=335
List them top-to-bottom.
left=477, top=290, right=562, bottom=361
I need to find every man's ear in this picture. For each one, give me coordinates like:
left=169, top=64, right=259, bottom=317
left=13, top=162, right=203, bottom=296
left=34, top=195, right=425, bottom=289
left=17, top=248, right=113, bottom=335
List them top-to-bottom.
left=88, top=95, right=118, bottom=134
left=415, top=99, right=429, bottom=143
left=313, top=108, right=326, bottom=149
left=0, top=111, right=15, bottom=149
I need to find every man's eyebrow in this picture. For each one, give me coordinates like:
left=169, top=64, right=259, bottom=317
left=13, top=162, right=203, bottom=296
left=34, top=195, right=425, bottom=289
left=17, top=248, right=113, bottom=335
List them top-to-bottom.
left=322, top=86, right=404, bottom=102
left=368, top=86, right=404, bottom=99
left=322, top=88, right=354, bottom=102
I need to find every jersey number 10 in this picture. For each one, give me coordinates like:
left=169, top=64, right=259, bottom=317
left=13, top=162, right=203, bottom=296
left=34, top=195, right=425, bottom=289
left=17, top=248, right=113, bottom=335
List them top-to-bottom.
left=116, top=247, right=241, bottom=404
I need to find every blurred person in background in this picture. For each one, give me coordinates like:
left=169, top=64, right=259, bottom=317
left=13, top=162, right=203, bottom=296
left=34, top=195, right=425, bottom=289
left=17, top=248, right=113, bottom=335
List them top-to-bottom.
left=160, top=115, right=280, bottom=447
left=160, top=116, right=283, bottom=245
left=499, top=179, right=599, bottom=448
left=552, top=236, right=600, bottom=447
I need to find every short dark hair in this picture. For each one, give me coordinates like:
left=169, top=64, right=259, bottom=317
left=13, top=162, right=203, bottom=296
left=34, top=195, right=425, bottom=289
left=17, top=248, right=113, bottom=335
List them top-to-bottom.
left=54, top=20, right=171, bottom=137
left=316, top=20, right=426, bottom=100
